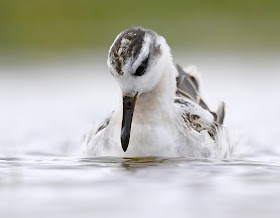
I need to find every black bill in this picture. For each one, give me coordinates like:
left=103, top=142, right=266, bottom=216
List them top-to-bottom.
left=121, top=95, right=137, bottom=152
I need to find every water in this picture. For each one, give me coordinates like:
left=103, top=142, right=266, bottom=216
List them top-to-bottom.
left=1, top=52, right=280, bottom=218
left=1, top=156, right=280, bottom=218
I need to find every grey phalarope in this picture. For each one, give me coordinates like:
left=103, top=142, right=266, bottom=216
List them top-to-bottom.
left=82, top=26, right=226, bottom=157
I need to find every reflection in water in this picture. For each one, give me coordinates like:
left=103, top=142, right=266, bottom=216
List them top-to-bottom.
left=1, top=155, right=280, bottom=218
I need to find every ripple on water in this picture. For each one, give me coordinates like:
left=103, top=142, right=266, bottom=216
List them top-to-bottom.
left=0, top=154, right=280, bottom=218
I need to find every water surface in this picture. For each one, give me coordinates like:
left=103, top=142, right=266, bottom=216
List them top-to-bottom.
left=1, top=53, right=280, bottom=218
left=1, top=155, right=280, bottom=218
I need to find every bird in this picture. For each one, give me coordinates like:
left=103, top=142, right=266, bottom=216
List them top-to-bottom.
left=82, top=26, right=227, bottom=158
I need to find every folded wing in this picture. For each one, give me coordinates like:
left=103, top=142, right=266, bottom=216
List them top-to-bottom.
left=175, top=64, right=226, bottom=138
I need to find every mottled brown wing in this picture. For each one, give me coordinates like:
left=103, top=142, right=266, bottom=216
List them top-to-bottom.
left=175, top=64, right=225, bottom=125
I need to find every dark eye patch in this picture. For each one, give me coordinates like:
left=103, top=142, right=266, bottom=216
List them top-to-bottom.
left=134, top=56, right=149, bottom=76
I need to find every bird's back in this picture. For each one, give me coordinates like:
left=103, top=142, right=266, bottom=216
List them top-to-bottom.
left=175, top=64, right=225, bottom=139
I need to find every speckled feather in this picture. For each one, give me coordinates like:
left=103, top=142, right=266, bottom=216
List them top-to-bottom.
left=82, top=26, right=227, bottom=158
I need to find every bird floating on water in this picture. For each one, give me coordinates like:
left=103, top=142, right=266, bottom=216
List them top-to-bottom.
left=82, top=26, right=227, bottom=158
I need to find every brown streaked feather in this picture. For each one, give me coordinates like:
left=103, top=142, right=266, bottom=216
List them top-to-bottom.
left=110, top=27, right=145, bottom=75
left=175, top=64, right=226, bottom=126
left=176, top=64, right=199, bottom=101
left=189, top=74, right=199, bottom=90
left=175, top=97, right=217, bottom=139
left=197, top=97, right=210, bottom=111
left=210, top=111, right=218, bottom=122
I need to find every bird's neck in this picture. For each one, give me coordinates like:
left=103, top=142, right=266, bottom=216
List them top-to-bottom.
left=134, top=59, right=177, bottom=121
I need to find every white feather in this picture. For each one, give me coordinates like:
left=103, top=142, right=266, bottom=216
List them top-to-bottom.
left=83, top=27, right=234, bottom=158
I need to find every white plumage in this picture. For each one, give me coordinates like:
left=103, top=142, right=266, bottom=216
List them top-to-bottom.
left=82, top=27, right=229, bottom=158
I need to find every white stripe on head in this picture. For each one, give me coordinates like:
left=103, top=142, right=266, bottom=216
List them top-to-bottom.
left=131, top=33, right=151, bottom=72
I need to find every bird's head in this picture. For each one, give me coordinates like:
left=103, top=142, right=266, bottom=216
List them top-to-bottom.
left=107, top=26, right=173, bottom=152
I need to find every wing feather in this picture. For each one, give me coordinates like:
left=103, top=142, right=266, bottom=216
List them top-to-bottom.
left=175, top=64, right=226, bottom=138
left=95, top=111, right=114, bottom=135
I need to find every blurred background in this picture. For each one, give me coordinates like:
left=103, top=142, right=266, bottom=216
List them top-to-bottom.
left=0, top=0, right=279, bottom=155
left=0, top=0, right=280, bottom=53
left=0, top=0, right=280, bottom=54
left=1, top=2, right=280, bottom=218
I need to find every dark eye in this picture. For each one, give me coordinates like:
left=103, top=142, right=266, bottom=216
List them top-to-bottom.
left=135, top=56, right=149, bottom=76
left=135, top=65, right=145, bottom=76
